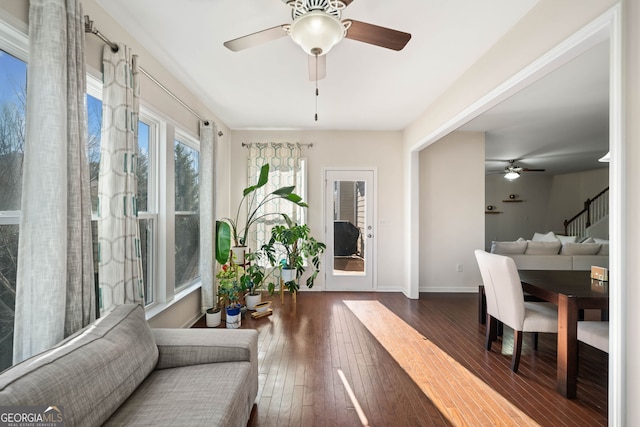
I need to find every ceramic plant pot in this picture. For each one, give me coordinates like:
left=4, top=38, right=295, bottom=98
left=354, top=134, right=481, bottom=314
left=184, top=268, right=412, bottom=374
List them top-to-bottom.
left=281, top=268, right=296, bottom=283
left=245, top=293, right=262, bottom=310
left=254, top=300, right=272, bottom=313
left=226, top=304, right=242, bottom=329
left=205, top=308, right=221, bottom=327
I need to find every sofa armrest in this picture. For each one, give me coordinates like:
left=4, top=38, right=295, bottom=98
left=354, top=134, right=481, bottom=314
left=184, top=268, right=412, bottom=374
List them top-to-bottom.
left=152, top=328, right=258, bottom=370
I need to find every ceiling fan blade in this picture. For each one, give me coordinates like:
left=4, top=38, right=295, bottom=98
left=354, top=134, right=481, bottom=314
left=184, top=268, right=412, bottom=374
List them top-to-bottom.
left=341, top=0, right=355, bottom=6
left=344, top=19, right=411, bottom=51
left=224, top=25, right=287, bottom=52
left=308, top=54, right=327, bottom=81
left=522, top=168, right=546, bottom=172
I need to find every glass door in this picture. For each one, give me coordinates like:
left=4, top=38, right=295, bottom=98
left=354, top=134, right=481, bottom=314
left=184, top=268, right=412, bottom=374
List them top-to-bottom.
left=324, top=169, right=374, bottom=291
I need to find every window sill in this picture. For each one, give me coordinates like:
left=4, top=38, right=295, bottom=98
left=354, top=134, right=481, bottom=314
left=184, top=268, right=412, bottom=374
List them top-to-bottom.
left=145, top=280, right=201, bottom=321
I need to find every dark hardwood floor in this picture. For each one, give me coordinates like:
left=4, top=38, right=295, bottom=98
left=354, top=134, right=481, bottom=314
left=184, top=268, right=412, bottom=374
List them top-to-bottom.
left=193, top=292, right=608, bottom=426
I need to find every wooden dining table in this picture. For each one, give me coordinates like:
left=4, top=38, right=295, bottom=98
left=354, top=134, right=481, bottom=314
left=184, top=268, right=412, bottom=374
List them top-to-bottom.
left=478, top=269, right=609, bottom=398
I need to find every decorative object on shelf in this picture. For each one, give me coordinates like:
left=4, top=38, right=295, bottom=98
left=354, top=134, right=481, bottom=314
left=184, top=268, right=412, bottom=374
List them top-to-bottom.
left=503, top=194, right=523, bottom=202
left=486, top=205, right=494, bottom=211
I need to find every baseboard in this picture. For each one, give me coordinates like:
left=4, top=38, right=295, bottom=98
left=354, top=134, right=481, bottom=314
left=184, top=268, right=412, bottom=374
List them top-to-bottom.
left=419, top=286, right=478, bottom=293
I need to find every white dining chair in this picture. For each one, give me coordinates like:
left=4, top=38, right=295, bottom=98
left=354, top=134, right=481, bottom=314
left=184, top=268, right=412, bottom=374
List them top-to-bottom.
left=475, top=250, right=559, bottom=373
left=577, top=321, right=609, bottom=353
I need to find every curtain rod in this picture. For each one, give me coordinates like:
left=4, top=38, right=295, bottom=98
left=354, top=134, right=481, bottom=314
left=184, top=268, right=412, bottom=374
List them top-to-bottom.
left=83, top=15, right=223, bottom=136
left=242, top=142, right=314, bottom=149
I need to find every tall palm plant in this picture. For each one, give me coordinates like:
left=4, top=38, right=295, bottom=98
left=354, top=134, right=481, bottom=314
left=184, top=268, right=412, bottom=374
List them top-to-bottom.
left=215, top=163, right=307, bottom=265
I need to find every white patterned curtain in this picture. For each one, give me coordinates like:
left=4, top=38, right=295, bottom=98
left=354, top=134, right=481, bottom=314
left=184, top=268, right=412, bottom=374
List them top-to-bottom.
left=13, top=0, right=95, bottom=363
left=98, top=44, right=144, bottom=313
left=200, top=121, right=217, bottom=310
left=247, top=143, right=304, bottom=252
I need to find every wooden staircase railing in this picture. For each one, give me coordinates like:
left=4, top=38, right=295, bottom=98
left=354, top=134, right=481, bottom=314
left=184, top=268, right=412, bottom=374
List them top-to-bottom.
left=563, top=187, right=609, bottom=239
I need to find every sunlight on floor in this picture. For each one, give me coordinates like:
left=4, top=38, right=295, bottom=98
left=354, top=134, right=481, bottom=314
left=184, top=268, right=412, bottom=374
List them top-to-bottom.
left=343, top=300, right=540, bottom=427
left=337, top=369, right=370, bottom=426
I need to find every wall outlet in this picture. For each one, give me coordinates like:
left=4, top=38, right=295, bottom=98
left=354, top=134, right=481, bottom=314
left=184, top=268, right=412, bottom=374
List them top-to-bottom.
left=456, top=264, right=463, bottom=272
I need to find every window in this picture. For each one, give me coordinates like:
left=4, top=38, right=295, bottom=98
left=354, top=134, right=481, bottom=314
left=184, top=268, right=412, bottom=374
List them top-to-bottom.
left=0, top=47, right=27, bottom=371
left=137, top=119, right=156, bottom=305
left=174, top=138, right=200, bottom=289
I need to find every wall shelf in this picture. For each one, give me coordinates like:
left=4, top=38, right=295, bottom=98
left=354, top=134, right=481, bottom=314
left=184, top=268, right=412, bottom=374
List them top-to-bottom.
left=502, top=199, right=523, bottom=203
left=485, top=211, right=502, bottom=214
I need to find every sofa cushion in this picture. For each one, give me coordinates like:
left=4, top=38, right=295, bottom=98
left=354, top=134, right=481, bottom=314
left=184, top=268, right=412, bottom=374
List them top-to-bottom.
left=532, top=231, right=559, bottom=242
left=557, top=235, right=578, bottom=244
left=490, top=240, right=527, bottom=254
left=525, top=240, right=562, bottom=255
left=560, top=242, right=602, bottom=255
left=598, top=244, right=609, bottom=255
left=0, top=304, right=158, bottom=426
left=105, top=362, right=254, bottom=427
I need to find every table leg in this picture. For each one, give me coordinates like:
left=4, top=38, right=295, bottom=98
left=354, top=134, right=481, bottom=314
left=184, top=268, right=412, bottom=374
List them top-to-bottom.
left=478, top=285, right=486, bottom=324
left=556, top=294, right=578, bottom=398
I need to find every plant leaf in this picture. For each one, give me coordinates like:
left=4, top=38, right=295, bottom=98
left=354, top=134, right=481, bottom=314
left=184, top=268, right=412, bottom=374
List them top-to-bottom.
left=256, top=163, right=270, bottom=188
left=242, top=164, right=270, bottom=196
left=271, top=185, right=296, bottom=196
left=215, top=221, right=231, bottom=265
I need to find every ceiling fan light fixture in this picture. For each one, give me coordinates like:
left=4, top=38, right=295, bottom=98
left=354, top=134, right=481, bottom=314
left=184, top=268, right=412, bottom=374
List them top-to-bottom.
left=289, top=11, right=345, bottom=56
left=504, top=170, right=520, bottom=181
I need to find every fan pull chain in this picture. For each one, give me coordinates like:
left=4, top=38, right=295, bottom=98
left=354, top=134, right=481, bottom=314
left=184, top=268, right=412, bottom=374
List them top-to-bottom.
left=314, top=52, right=319, bottom=121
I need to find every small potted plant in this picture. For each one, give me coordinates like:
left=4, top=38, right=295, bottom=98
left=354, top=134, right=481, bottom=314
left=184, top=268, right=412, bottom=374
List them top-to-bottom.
left=263, top=214, right=326, bottom=294
left=216, top=263, right=246, bottom=328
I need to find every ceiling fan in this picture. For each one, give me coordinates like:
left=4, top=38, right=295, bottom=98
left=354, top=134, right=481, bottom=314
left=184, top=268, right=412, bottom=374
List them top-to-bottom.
left=223, top=0, right=412, bottom=81
left=501, top=160, right=546, bottom=180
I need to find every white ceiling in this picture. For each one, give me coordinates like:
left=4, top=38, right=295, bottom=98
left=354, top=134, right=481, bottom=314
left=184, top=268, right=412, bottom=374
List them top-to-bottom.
left=95, top=0, right=609, bottom=176
left=96, top=0, right=539, bottom=130
left=462, top=40, right=610, bottom=176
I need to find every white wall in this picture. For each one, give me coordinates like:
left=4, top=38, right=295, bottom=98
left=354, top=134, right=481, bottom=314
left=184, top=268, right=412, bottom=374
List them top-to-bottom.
left=623, top=0, right=640, bottom=422
left=230, top=130, right=404, bottom=291
left=419, top=132, right=484, bottom=292
left=545, top=167, right=609, bottom=230
left=485, top=173, right=553, bottom=248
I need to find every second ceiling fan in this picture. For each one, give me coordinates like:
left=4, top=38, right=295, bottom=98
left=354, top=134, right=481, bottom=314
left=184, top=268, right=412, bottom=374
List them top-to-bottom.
left=223, top=0, right=412, bottom=80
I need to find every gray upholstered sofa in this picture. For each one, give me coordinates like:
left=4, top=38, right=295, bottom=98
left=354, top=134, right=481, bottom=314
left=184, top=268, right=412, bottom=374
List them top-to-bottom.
left=490, top=232, right=609, bottom=271
left=0, top=304, right=258, bottom=426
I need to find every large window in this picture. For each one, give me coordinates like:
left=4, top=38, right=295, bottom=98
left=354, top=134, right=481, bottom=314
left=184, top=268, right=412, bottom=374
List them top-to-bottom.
left=0, top=48, right=26, bottom=371
left=174, top=138, right=200, bottom=289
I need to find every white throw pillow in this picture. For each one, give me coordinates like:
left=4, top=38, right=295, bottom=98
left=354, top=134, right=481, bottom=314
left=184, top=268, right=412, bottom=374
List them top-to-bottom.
left=532, top=231, right=559, bottom=242
left=557, top=235, right=578, bottom=244
left=581, top=237, right=596, bottom=243
left=594, top=238, right=609, bottom=244
left=525, top=240, right=562, bottom=255
left=490, top=241, right=528, bottom=254
left=560, top=242, right=602, bottom=255
left=598, top=244, right=609, bottom=255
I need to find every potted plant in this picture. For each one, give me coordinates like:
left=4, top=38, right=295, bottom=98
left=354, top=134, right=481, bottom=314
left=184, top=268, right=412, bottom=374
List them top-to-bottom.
left=215, top=163, right=307, bottom=266
left=263, top=214, right=326, bottom=293
left=240, top=251, right=278, bottom=310
left=216, top=263, right=247, bottom=328
left=205, top=305, right=222, bottom=327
